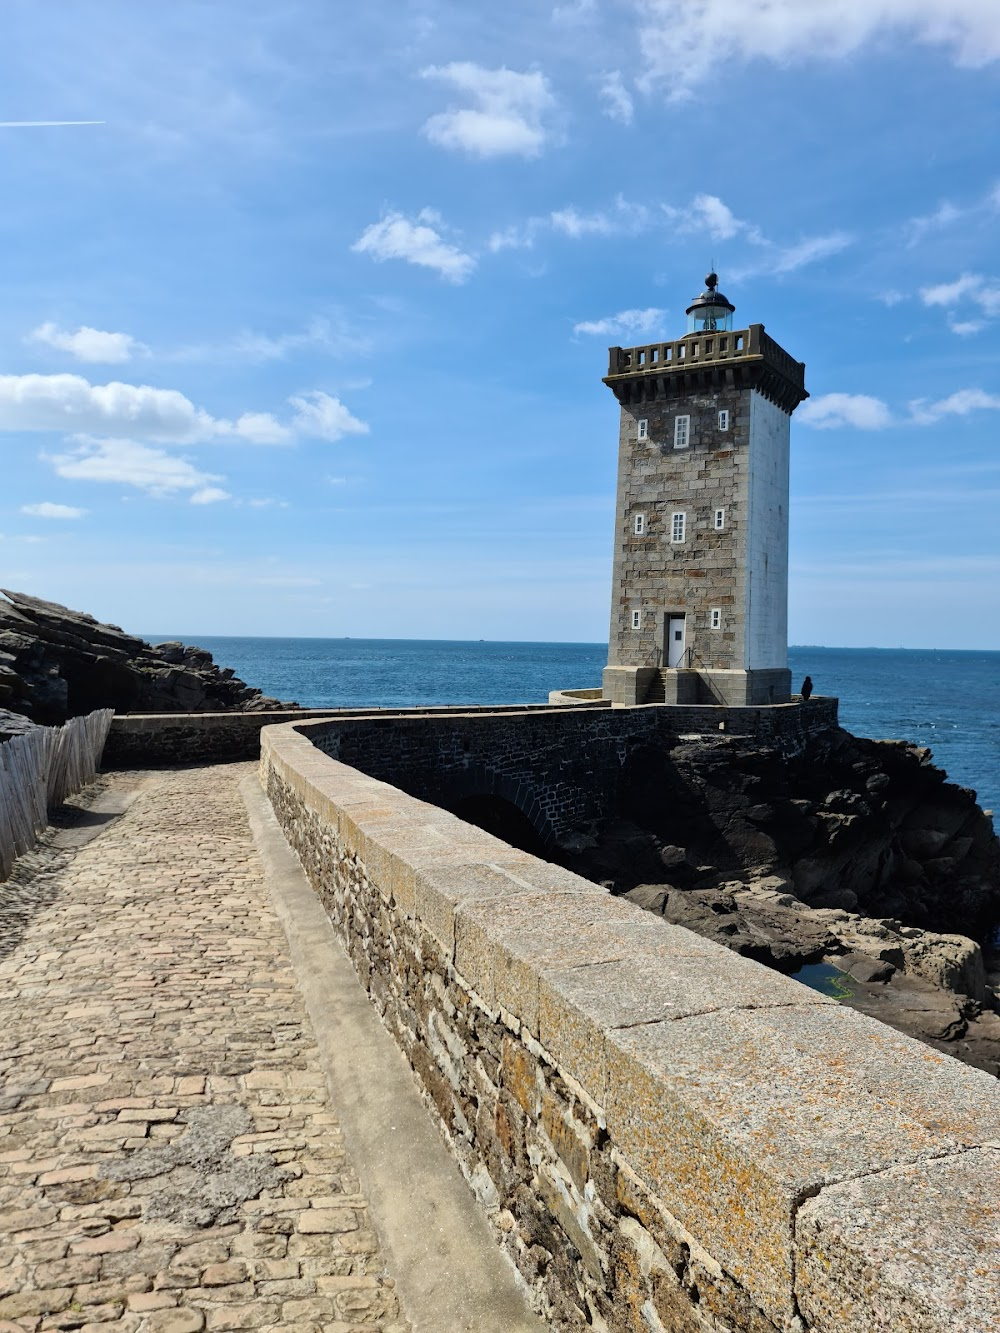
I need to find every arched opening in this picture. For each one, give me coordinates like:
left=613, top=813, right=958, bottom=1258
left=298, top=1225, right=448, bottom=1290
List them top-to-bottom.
left=451, top=794, right=549, bottom=858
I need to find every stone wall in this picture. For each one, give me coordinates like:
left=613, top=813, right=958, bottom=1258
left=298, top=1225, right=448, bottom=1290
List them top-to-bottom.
left=607, top=387, right=750, bottom=672
left=745, top=392, right=790, bottom=671
left=296, top=698, right=839, bottom=847
left=104, top=702, right=596, bottom=768
left=104, top=708, right=341, bottom=766
left=260, top=720, right=1000, bottom=1333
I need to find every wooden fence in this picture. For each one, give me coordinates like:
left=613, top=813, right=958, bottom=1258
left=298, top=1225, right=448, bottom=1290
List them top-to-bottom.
left=0, top=710, right=114, bottom=880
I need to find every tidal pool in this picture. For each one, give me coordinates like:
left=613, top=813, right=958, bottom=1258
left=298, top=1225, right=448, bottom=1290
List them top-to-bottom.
left=790, top=961, right=857, bottom=999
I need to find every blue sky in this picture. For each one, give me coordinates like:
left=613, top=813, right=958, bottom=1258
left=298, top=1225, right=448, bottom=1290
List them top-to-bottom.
left=2, top=0, right=1000, bottom=647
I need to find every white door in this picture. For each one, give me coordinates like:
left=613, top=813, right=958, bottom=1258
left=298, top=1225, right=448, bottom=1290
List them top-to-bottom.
left=667, top=615, right=686, bottom=668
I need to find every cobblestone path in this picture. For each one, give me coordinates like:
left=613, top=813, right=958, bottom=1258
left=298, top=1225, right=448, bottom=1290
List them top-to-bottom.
left=0, top=765, right=407, bottom=1333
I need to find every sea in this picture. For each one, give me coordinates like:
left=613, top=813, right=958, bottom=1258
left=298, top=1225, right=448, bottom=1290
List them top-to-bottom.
left=148, top=637, right=1000, bottom=819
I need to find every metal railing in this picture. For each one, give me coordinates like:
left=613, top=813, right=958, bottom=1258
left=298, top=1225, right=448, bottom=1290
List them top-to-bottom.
left=0, top=709, right=114, bottom=880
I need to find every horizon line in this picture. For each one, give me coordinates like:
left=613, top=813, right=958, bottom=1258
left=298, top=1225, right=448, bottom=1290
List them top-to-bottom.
left=136, top=635, right=1000, bottom=652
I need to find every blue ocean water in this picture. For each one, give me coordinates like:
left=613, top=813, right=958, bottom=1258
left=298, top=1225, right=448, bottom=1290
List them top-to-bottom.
left=148, top=636, right=1000, bottom=817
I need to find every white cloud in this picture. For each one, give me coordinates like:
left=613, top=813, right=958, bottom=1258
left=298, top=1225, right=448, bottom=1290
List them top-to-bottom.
left=552, top=0, right=597, bottom=22
left=634, top=1, right=1000, bottom=98
left=421, top=64, right=555, bottom=159
left=599, top=72, right=634, bottom=124
left=0, top=120, right=104, bottom=128
left=492, top=191, right=846, bottom=286
left=665, top=193, right=744, bottom=241
left=664, top=194, right=847, bottom=275
left=490, top=195, right=650, bottom=251
left=551, top=195, right=651, bottom=238
left=904, top=200, right=963, bottom=246
left=550, top=206, right=616, bottom=238
left=352, top=210, right=475, bottom=283
left=487, top=225, right=534, bottom=252
left=731, top=232, right=853, bottom=280
left=766, top=233, right=853, bottom=274
left=920, top=271, right=1000, bottom=322
left=921, top=273, right=978, bottom=305
left=573, top=308, right=666, bottom=338
left=171, top=317, right=363, bottom=364
left=229, top=319, right=345, bottom=362
left=27, top=322, right=146, bottom=364
left=0, top=371, right=289, bottom=444
left=0, top=372, right=367, bottom=447
left=800, top=387, right=1000, bottom=430
left=909, top=388, right=1000, bottom=424
left=289, top=391, right=370, bottom=442
left=798, top=393, right=893, bottom=430
left=229, top=412, right=292, bottom=445
left=48, top=438, right=226, bottom=497
left=190, top=486, right=231, bottom=505
left=20, top=501, right=87, bottom=519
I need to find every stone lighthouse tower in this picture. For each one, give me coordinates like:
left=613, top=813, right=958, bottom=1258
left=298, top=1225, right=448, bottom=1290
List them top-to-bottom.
left=601, top=275, right=808, bottom=707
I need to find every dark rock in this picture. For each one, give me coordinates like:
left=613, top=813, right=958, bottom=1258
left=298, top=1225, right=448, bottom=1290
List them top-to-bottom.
left=0, top=589, right=298, bottom=723
left=0, top=708, right=39, bottom=740
left=563, top=724, right=1000, bottom=1070
left=589, top=726, right=1000, bottom=943
left=622, top=885, right=669, bottom=914
left=841, top=953, right=896, bottom=984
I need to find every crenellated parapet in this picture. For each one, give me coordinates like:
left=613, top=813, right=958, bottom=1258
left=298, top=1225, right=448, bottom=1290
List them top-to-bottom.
left=604, top=322, right=808, bottom=415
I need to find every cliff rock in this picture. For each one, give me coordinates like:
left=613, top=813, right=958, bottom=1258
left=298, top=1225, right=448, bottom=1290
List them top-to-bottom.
left=0, top=590, right=296, bottom=723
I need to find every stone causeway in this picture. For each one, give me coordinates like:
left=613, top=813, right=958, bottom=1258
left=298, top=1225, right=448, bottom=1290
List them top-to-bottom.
left=3, top=706, right=999, bottom=1333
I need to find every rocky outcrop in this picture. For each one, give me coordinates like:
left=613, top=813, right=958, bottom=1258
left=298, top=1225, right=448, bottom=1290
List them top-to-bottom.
left=0, top=590, right=296, bottom=723
left=0, top=708, right=39, bottom=741
left=558, top=726, right=1000, bottom=1072
left=563, top=727, right=1000, bottom=940
left=625, top=873, right=1000, bottom=1073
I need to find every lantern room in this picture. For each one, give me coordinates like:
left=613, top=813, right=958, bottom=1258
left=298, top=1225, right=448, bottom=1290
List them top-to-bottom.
left=686, top=272, right=736, bottom=333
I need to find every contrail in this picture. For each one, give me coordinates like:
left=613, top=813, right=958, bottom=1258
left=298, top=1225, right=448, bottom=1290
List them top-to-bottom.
left=0, top=120, right=105, bottom=128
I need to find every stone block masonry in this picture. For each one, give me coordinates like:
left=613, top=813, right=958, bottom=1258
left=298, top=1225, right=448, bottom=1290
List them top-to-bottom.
left=298, top=698, right=839, bottom=848
left=103, top=701, right=608, bottom=768
left=261, top=719, right=1000, bottom=1333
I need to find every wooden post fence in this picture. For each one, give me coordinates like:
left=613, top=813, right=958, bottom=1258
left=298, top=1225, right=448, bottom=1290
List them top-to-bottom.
left=0, top=709, right=114, bottom=880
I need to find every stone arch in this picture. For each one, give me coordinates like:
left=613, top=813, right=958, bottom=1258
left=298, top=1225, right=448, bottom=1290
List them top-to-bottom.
left=438, top=762, right=557, bottom=854
left=451, top=795, right=549, bottom=858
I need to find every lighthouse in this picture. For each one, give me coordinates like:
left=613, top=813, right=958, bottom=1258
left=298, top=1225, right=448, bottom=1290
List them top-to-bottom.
left=601, top=275, right=808, bottom=707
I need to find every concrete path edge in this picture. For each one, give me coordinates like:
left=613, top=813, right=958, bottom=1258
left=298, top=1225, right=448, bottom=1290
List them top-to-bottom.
left=240, top=773, right=548, bottom=1333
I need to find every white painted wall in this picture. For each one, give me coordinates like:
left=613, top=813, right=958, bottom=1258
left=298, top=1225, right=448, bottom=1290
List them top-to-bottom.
left=744, top=391, right=790, bottom=669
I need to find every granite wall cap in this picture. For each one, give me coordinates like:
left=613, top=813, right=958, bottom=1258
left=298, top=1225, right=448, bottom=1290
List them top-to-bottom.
left=413, top=862, right=602, bottom=956
left=457, top=894, right=744, bottom=1038
left=538, top=952, right=832, bottom=1108
left=603, top=1006, right=1000, bottom=1325
left=795, top=1146, right=1000, bottom=1333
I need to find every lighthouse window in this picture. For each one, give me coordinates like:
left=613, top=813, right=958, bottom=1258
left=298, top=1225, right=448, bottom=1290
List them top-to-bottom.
left=718, top=410, right=730, bottom=431
left=674, top=415, right=690, bottom=449
left=637, top=418, right=648, bottom=441
left=714, top=508, right=726, bottom=530
left=671, top=511, right=686, bottom=543
left=634, top=513, right=646, bottom=536
left=710, top=608, right=722, bottom=630
left=631, top=609, right=642, bottom=630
